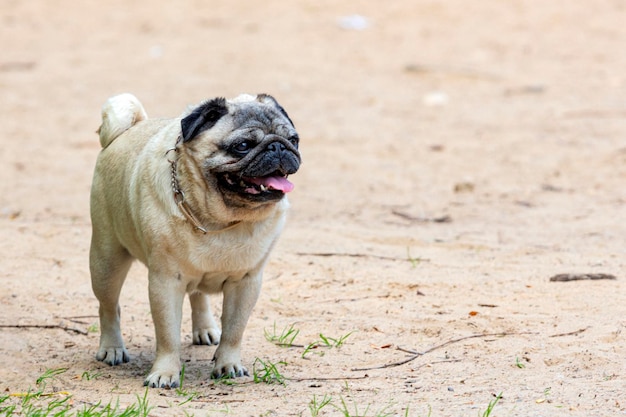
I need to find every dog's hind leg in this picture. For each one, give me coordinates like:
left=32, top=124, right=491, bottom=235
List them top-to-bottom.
left=90, top=239, right=133, bottom=366
left=190, top=291, right=221, bottom=346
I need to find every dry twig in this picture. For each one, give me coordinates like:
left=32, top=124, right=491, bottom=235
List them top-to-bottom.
left=391, top=210, right=452, bottom=224
left=296, top=252, right=427, bottom=262
left=549, top=273, right=616, bottom=282
left=0, top=323, right=88, bottom=335
left=549, top=327, right=590, bottom=338
left=352, top=332, right=534, bottom=372
left=412, top=359, right=462, bottom=370
left=287, top=375, right=369, bottom=382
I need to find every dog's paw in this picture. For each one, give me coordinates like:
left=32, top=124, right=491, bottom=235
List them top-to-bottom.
left=192, top=327, right=221, bottom=345
left=96, top=347, right=130, bottom=366
left=211, top=362, right=249, bottom=379
left=144, top=369, right=180, bottom=389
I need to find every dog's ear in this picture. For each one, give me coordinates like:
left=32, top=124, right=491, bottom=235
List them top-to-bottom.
left=257, top=94, right=295, bottom=128
left=181, top=97, right=229, bottom=143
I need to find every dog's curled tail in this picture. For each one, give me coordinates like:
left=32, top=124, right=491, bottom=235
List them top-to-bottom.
left=97, top=93, right=148, bottom=148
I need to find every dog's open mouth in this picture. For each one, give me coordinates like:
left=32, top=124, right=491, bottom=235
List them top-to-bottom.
left=218, top=172, right=294, bottom=198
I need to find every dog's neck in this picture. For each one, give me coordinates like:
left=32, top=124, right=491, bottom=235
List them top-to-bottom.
left=166, top=137, right=241, bottom=234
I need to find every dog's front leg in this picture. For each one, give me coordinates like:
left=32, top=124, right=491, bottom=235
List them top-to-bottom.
left=211, top=270, right=262, bottom=378
left=144, top=271, right=185, bottom=388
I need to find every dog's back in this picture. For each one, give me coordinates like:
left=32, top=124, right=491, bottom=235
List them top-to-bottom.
left=97, top=93, right=148, bottom=148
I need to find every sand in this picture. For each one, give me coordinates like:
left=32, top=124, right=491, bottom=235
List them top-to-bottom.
left=1, top=1, right=625, bottom=416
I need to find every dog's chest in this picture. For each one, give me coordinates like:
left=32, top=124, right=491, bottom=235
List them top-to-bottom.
left=182, top=222, right=281, bottom=278
left=181, top=231, right=274, bottom=294
left=202, top=235, right=267, bottom=271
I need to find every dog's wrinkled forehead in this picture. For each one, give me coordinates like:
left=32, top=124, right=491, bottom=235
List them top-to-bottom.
left=180, top=94, right=295, bottom=144
left=231, top=103, right=294, bottom=137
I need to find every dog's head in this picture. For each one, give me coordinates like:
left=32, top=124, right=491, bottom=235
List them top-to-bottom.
left=178, top=94, right=301, bottom=214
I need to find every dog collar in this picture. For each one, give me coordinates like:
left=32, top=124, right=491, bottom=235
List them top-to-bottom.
left=166, top=137, right=241, bottom=234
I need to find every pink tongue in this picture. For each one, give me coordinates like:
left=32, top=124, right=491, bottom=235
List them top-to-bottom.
left=248, top=176, right=294, bottom=193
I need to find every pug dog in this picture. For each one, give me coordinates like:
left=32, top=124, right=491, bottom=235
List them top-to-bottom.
left=89, top=93, right=300, bottom=388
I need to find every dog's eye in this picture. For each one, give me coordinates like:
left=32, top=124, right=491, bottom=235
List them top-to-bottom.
left=288, top=136, right=299, bottom=147
left=234, top=141, right=252, bottom=154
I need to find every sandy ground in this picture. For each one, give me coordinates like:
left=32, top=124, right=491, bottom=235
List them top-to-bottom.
left=1, top=1, right=625, bottom=416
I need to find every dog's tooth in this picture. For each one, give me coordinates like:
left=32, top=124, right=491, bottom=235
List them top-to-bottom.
left=240, top=181, right=246, bottom=187
left=260, top=185, right=267, bottom=192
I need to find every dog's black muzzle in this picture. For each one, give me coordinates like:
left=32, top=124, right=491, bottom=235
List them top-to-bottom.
left=242, top=140, right=301, bottom=178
